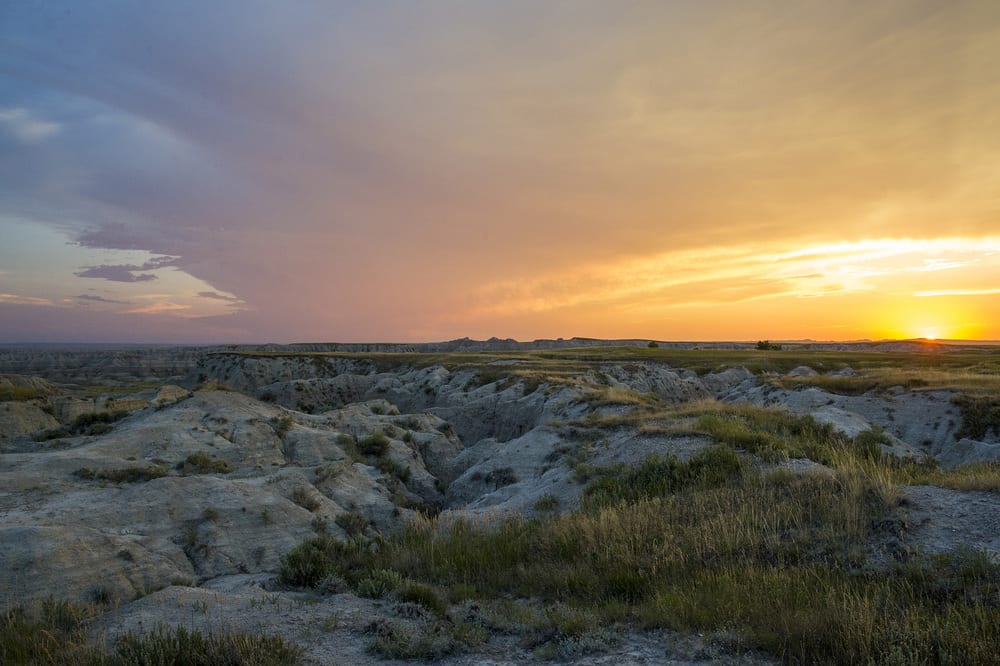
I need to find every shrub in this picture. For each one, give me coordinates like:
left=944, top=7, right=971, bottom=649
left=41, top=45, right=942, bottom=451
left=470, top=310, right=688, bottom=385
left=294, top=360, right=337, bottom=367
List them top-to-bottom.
left=647, top=341, right=659, bottom=348
left=954, top=395, right=1000, bottom=441
left=72, top=411, right=125, bottom=430
left=271, top=414, right=294, bottom=437
left=85, top=422, right=114, bottom=436
left=32, top=427, right=70, bottom=441
left=359, top=431, right=390, bottom=456
left=336, top=434, right=364, bottom=463
left=177, top=451, right=232, bottom=475
left=377, top=456, right=412, bottom=482
left=314, top=464, right=342, bottom=483
left=74, top=465, right=168, bottom=484
left=485, top=467, right=518, bottom=489
left=291, top=486, right=321, bottom=512
left=534, top=494, right=560, bottom=513
left=335, top=510, right=369, bottom=537
left=277, top=535, right=339, bottom=588
left=356, top=569, right=404, bottom=598
left=397, top=581, right=448, bottom=617
left=367, top=620, right=458, bottom=660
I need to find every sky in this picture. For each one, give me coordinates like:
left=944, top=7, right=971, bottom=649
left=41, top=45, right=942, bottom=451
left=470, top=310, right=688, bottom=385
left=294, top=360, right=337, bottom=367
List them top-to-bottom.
left=1, top=1, right=999, bottom=344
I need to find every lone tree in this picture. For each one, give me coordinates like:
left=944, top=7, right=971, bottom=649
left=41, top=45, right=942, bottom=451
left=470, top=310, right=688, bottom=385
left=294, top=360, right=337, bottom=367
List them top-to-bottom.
left=756, top=340, right=782, bottom=351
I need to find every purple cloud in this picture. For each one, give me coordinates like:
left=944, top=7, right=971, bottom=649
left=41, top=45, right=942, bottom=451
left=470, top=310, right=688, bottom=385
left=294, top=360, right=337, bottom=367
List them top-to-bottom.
left=74, top=256, right=178, bottom=282
left=74, top=265, right=158, bottom=282
left=197, top=291, right=241, bottom=302
left=76, top=294, right=131, bottom=304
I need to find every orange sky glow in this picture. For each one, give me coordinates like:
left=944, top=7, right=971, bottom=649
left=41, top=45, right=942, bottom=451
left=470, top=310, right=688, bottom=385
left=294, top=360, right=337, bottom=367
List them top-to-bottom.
left=1, top=2, right=999, bottom=343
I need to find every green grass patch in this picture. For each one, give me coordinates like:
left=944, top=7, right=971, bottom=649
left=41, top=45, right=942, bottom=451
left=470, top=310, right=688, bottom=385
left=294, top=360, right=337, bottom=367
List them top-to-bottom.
left=0, top=386, right=47, bottom=401
left=580, top=446, right=748, bottom=510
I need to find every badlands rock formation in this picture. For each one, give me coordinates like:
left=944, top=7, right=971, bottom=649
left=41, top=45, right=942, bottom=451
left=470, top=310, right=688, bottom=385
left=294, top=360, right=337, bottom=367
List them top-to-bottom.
left=1, top=344, right=998, bottom=663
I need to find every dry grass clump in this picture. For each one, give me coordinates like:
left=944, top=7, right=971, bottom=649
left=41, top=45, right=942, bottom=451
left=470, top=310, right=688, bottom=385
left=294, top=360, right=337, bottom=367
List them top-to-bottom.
left=176, top=451, right=232, bottom=475
left=903, top=461, right=1000, bottom=493
left=74, top=465, right=168, bottom=484
left=0, top=598, right=303, bottom=665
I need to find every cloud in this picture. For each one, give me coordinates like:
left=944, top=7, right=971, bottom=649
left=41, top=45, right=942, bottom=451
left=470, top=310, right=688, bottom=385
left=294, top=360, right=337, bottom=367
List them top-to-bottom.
left=2, top=4, right=999, bottom=341
left=0, top=107, right=61, bottom=142
left=460, top=237, right=1000, bottom=321
left=74, top=256, right=178, bottom=283
left=74, top=265, right=158, bottom=282
left=914, top=288, right=1000, bottom=298
left=197, top=291, right=241, bottom=302
left=0, top=293, right=54, bottom=306
left=76, top=294, right=131, bottom=304
left=126, top=302, right=191, bottom=315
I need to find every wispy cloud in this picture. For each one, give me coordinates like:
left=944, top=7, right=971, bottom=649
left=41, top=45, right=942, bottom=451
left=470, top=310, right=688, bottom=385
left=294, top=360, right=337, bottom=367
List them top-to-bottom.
left=2, top=4, right=999, bottom=342
left=0, top=107, right=61, bottom=142
left=463, top=237, right=1000, bottom=319
left=74, top=256, right=179, bottom=283
left=75, top=266, right=158, bottom=282
left=914, top=288, right=1000, bottom=298
left=197, top=291, right=241, bottom=302
left=0, top=293, right=54, bottom=306
left=76, top=294, right=131, bottom=304
left=126, top=302, right=191, bottom=315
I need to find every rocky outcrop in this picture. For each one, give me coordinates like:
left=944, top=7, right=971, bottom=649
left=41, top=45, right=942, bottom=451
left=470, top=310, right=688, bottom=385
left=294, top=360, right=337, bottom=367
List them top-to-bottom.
left=0, top=401, right=58, bottom=441
left=0, top=525, right=193, bottom=607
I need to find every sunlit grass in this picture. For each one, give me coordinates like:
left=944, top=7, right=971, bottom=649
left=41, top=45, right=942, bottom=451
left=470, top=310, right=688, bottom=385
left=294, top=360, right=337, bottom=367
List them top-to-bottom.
left=776, top=367, right=1000, bottom=395
left=279, top=456, right=1000, bottom=663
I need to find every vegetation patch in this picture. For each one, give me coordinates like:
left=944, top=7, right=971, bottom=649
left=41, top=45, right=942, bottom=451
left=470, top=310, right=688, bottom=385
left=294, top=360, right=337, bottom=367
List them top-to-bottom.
left=0, top=386, right=48, bottom=402
left=953, top=395, right=1000, bottom=441
left=270, top=413, right=293, bottom=437
left=278, top=426, right=1000, bottom=663
left=358, top=431, right=390, bottom=456
left=335, top=433, right=364, bottom=463
left=580, top=447, right=747, bottom=510
left=177, top=451, right=232, bottom=475
left=377, top=455, right=411, bottom=482
left=75, top=465, right=168, bottom=484
left=484, top=466, right=518, bottom=488
left=291, top=486, right=321, bottom=511
left=334, top=510, right=369, bottom=538
left=1, top=599, right=302, bottom=665
left=114, top=625, right=302, bottom=665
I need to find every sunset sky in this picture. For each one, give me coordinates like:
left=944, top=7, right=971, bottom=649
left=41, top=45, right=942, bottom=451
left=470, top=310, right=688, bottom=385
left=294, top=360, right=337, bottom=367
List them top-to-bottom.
left=1, top=2, right=999, bottom=343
